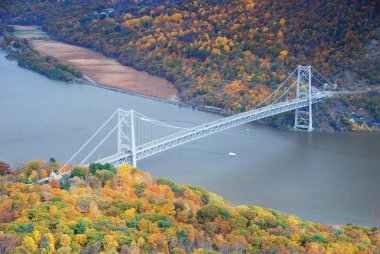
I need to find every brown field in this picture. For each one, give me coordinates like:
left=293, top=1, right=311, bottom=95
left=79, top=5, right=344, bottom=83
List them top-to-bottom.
left=31, top=40, right=178, bottom=100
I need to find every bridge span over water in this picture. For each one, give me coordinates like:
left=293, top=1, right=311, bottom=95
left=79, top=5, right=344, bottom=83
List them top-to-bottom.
left=47, top=65, right=334, bottom=181
left=96, top=93, right=327, bottom=168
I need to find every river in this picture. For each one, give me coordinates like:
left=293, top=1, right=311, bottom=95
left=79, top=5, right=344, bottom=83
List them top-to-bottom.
left=1, top=51, right=379, bottom=227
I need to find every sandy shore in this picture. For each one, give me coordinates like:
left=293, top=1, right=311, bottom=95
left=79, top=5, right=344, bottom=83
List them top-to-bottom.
left=31, top=40, right=178, bottom=100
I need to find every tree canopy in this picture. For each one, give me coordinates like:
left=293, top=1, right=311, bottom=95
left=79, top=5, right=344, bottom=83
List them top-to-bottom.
left=0, top=160, right=379, bottom=253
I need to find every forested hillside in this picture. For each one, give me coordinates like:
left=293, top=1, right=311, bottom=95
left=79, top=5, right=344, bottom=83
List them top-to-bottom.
left=1, top=0, right=379, bottom=130
left=2, top=0, right=379, bottom=108
left=0, top=160, right=379, bottom=253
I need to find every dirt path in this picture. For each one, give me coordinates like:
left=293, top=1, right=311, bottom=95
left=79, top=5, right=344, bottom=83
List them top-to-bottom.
left=31, top=40, right=178, bottom=100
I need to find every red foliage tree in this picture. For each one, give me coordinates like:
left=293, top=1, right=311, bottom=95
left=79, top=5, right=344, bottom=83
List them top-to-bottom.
left=0, top=161, right=10, bottom=176
left=50, top=179, right=60, bottom=188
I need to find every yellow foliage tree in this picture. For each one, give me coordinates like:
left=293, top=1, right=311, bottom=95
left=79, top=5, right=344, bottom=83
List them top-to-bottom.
left=171, top=13, right=183, bottom=22
left=223, top=45, right=230, bottom=53
left=212, top=48, right=221, bottom=55
left=278, top=50, right=289, bottom=61
left=28, top=170, right=38, bottom=183
left=159, top=203, right=176, bottom=216
left=49, top=205, right=59, bottom=215
left=124, top=208, right=137, bottom=221
left=32, top=230, right=41, bottom=244
left=45, top=232, right=56, bottom=253
left=59, top=234, right=71, bottom=248
left=74, top=234, right=87, bottom=246
left=103, top=235, right=119, bottom=253
left=16, top=236, right=38, bottom=254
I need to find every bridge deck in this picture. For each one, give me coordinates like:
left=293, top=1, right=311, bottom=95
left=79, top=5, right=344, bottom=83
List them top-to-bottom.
left=96, top=93, right=328, bottom=166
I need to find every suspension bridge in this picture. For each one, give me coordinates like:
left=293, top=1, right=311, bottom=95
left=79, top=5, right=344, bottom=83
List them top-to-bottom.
left=46, top=65, right=335, bottom=182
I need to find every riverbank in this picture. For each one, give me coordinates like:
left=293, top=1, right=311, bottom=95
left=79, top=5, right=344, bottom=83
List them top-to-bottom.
left=2, top=25, right=178, bottom=100
left=3, top=25, right=225, bottom=112
left=4, top=25, right=379, bottom=131
left=0, top=36, right=84, bottom=83
left=0, top=36, right=224, bottom=115
left=31, top=39, right=178, bottom=101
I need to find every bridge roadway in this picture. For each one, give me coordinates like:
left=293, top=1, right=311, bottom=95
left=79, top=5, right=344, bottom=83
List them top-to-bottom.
left=95, top=92, right=329, bottom=167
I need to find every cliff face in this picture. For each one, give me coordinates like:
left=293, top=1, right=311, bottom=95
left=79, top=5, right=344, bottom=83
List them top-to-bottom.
left=264, top=93, right=380, bottom=132
left=313, top=94, right=380, bottom=132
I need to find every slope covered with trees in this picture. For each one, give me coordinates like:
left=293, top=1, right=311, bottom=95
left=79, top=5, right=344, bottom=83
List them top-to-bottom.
left=1, top=0, right=379, bottom=130
left=2, top=0, right=379, bottom=108
left=0, top=159, right=379, bottom=253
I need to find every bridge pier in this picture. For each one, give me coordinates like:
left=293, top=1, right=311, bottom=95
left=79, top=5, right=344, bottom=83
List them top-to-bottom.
left=294, top=65, right=313, bottom=132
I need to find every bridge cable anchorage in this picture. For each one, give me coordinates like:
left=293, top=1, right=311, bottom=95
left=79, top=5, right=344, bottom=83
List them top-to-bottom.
left=51, top=65, right=333, bottom=181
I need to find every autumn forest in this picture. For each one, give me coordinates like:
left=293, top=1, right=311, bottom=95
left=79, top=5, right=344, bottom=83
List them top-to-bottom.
left=0, top=0, right=380, bottom=253
left=2, top=0, right=379, bottom=114
left=0, top=160, right=379, bottom=253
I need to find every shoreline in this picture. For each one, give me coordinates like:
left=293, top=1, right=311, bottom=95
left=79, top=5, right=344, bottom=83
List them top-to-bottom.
left=3, top=25, right=228, bottom=115
left=3, top=29, right=377, bottom=132
left=31, top=39, right=179, bottom=100
left=2, top=43, right=374, bottom=133
left=72, top=74, right=380, bottom=133
left=80, top=74, right=228, bottom=115
left=81, top=74, right=183, bottom=107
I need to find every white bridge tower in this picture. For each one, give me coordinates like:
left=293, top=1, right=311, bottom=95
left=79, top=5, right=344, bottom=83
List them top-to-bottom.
left=294, top=65, right=313, bottom=132
left=117, top=109, right=137, bottom=167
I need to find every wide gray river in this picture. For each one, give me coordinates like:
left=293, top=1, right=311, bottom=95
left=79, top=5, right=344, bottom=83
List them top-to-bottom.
left=1, top=51, right=379, bottom=226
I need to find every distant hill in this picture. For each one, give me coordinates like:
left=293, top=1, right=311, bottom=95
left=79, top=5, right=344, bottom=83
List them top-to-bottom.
left=1, top=0, right=379, bottom=130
